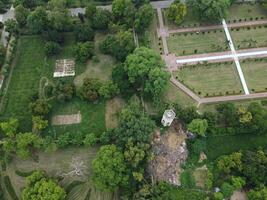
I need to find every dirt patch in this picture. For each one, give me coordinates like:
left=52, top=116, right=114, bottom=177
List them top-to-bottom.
left=105, top=97, right=125, bottom=129
left=52, top=112, right=81, bottom=125
left=148, top=121, right=188, bottom=186
left=193, top=165, right=208, bottom=189
left=231, top=191, right=247, bottom=200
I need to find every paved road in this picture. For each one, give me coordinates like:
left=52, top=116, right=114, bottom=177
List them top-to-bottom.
left=157, top=8, right=169, bottom=55
left=168, top=19, right=267, bottom=34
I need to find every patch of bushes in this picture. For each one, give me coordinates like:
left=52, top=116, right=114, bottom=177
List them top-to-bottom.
left=15, top=169, right=35, bottom=177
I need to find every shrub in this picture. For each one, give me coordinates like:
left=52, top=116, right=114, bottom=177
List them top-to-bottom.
left=44, top=41, right=60, bottom=56
left=74, top=42, right=94, bottom=62
left=15, top=170, right=35, bottom=177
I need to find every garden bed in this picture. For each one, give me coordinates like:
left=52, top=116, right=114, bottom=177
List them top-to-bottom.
left=167, top=30, right=228, bottom=56
left=175, top=62, right=243, bottom=97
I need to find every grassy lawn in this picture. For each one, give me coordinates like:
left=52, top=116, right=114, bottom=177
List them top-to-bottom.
left=227, top=3, right=267, bottom=22
left=231, top=26, right=267, bottom=49
left=167, top=31, right=228, bottom=56
left=74, top=33, right=116, bottom=87
left=242, top=60, right=267, bottom=93
left=175, top=63, right=243, bottom=97
left=163, top=82, right=196, bottom=107
left=48, top=98, right=106, bottom=137
left=206, top=133, right=267, bottom=160
left=5, top=146, right=119, bottom=200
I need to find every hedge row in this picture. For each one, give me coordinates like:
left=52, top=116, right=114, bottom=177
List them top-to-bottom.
left=15, top=169, right=35, bottom=177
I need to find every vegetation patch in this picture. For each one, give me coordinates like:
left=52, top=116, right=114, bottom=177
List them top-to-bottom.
left=167, top=30, right=228, bottom=56
left=175, top=63, right=243, bottom=97
left=3, top=175, right=19, bottom=200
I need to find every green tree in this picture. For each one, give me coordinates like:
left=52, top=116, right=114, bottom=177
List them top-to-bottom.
left=14, top=0, right=36, bottom=8
left=112, top=0, right=135, bottom=27
left=167, top=0, right=187, bottom=25
left=188, top=0, right=231, bottom=21
left=85, top=3, right=96, bottom=19
left=134, top=3, right=154, bottom=33
left=15, top=4, right=29, bottom=27
left=27, top=6, right=48, bottom=33
left=92, top=8, right=112, bottom=30
left=4, top=19, right=19, bottom=35
left=74, top=23, right=94, bottom=42
left=44, top=41, right=60, bottom=56
left=74, top=42, right=94, bottom=62
left=0, top=44, right=5, bottom=66
left=124, top=47, right=169, bottom=100
left=78, top=78, right=101, bottom=102
left=98, top=82, right=119, bottom=99
left=30, top=99, right=51, bottom=116
left=237, top=107, right=252, bottom=124
left=32, top=116, right=48, bottom=134
left=0, top=118, right=19, bottom=137
left=187, top=119, right=208, bottom=137
left=16, top=132, right=43, bottom=158
left=83, top=133, right=97, bottom=146
left=92, top=145, right=129, bottom=191
left=217, top=152, right=243, bottom=174
left=22, top=171, right=66, bottom=200
left=231, top=176, right=246, bottom=190
left=221, top=182, right=235, bottom=198
left=248, top=186, right=267, bottom=200
left=213, top=192, right=224, bottom=200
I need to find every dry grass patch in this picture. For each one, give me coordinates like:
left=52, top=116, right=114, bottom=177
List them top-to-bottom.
left=105, top=97, right=125, bottom=129
left=52, top=112, right=82, bottom=125
left=193, top=165, right=208, bottom=189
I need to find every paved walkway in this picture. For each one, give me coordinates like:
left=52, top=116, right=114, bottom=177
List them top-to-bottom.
left=157, top=8, right=169, bottom=55
left=168, top=19, right=267, bottom=34
left=222, top=19, right=249, bottom=95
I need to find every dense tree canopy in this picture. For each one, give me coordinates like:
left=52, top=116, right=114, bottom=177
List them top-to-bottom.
left=166, top=0, right=187, bottom=25
left=188, top=0, right=231, bottom=21
left=15, top=4, right=29, bottom=27
left=134, top=4, right=154, bottom=33
left=27, top=6, right=48, bottom=33
left=124, top=47, right=170, bottom=100
left=187, top=119, right=208, bottom=137
left=92, top=145, right=129, bottom=191
left=22, top=171, right=66, bottom=200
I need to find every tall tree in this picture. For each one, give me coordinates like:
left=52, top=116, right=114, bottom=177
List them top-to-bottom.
left=166, top=0, right=187, bottom=25
left=188, top=0, right=231, bottom=21
left=134, top=3, right=154, bottom=33
left=15, top=4, right=29, bottom=27
left=27, top=6, right=48, bottom=34
left=124, top=47, right=170, bottom=100
left=92, top=145, right=129, bottom=191
left=22, top=171, right=66, bottom=200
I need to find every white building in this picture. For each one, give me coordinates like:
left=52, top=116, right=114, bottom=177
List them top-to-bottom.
left=161, top=109, right=176, bottom=127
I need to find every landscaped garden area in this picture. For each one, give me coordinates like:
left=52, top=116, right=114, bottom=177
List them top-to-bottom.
left=231, top=26, right=267, bottom=49
left=167, top=30, right=228, bottom=56
left=242, top=59, right=267, bottom=93
left=175, top=63, right=243, bottom=97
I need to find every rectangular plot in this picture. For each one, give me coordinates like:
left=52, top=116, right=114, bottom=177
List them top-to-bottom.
left=231, top=26, right=267, bottom=49
left=167, top=31, right=228, bottom=56
left=242, top=60, right=267, bottom=93
left=175, top=62, right=243, bottom=97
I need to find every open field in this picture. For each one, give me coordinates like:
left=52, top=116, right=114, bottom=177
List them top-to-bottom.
left=226, top=3, right=267, bottom=22
left=231, top=26, right=267, bottom=49
left=167, top=31, right=228, bottom=56
left=74, top=33, right=116, bottom=87
left=242, top=60, right=267, bottom=93
left=175, top=63, right=243, bottom=97
left=163, top=82, right=196, bottom=107
left=49, top=98, right=106, bottom=137
left=206, top=132, right=267, bottom=160
left=4, top=146, right=117, bottom=200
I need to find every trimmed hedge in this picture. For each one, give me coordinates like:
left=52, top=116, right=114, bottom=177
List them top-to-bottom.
left=15, top=169, right=35, bottom=177
left=3, top=176, right=18, bottom=200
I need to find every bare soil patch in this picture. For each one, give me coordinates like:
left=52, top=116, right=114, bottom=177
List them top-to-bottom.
left=105, top=97, right=125, bottom=129
left=52, top=112, right=81, bottom=125
left=148, top=122, right=188, bottom=186
left=231, top=191, right=247, bottom=200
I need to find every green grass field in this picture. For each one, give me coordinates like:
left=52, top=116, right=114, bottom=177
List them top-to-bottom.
left=227, top=3, right=267, bottom=22
left=231, top=26, right=267, bottom=49
left=167, top=31, right=228, bottom=56
left=242, top=60, right=267, bottom=93
left=175, top=63, right=243, bottom=97
left=163, top=82, right=196, bottom=107
left=49, top=98, right=106, bottom=137
left=206, top=133, right=267, bottom=160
